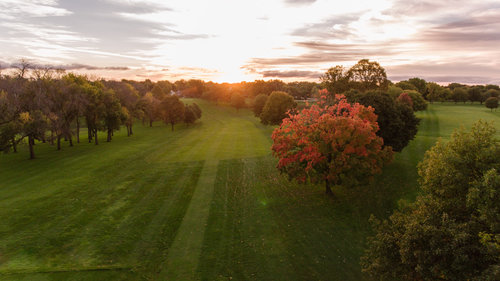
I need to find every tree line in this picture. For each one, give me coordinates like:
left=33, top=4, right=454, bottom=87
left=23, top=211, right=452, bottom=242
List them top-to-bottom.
left=0, top=65, right=201, bottom=159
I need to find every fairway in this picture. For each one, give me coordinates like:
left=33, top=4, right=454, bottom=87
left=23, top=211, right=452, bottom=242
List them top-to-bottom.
left=1, top=101, right=500, bottom=280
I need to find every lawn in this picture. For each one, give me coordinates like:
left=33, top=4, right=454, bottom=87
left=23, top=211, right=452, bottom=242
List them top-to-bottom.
left=0, top=101, right=499, bottom=280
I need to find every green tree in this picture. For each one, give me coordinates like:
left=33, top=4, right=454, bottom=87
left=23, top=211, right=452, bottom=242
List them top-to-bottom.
left=348, top=59, right=389, bottom=92
left=321, top=65, right=351, bottom=94
left=407, top=77, right=427, bottom=95
left=394, top=81, right=417, bottom=91
left=425, top=82, right=444, bottom=103
left=468, top=86, right=484, bottom=104
left=451, top=87, right=469, bottom=104
left=404, top=90, right=428, bottom=111
left=260, top=91, right=296, bottom=125
left=348, top=91, right=420, bottom=152
left=230, top=92, right=246, bottom=112
left=252, top=94, right=268, bottom=117
left=160, top=95, right=185, bottom=131
left=485, top=97, right=499, bottom=111
left=183, top=103, right=202, bottom=125
left=362, top=121, right=500, bottom=280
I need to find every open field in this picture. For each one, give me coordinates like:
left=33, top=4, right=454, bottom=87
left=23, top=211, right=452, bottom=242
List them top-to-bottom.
left=1, top=101, right=500, bottom=280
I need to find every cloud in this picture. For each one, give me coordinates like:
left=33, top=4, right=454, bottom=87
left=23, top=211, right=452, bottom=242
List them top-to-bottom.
left=0, top=0, right=72, bottom=20
left=284, top=0, right=316, bottom=6
left=290, top=15, right=360, bottom=39
left=5, top=61, right=130, bottom=71
left=260, top=70, right=322, bottom=79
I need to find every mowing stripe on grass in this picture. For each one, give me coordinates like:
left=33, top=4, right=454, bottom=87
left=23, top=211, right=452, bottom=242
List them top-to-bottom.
left=160, top=159, right=219, bottom=280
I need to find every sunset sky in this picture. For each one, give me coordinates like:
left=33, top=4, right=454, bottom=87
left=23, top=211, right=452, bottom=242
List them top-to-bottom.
left=0, top=0, right=499, bottom=84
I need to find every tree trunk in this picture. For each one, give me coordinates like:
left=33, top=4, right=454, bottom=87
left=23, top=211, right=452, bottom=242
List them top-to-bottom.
left=76, top=118, right=80, bottom=143
left=149, top=119, right=153, bottom=127
left=130, top=124, right=133, bottom=135
left=88, top=127, right=92, bottom=143
left=107, top=128, right=112, bottom=142
left=94, top=129, right=98, bottom=145
left=50, top=130, right=54, bottom=145
left=68, top=133, right=73, bottom=147
left=28, top=135, right=35, bottom=159
left=57, top=135, right=62, bottom=150
left=12, top=139, right=17, bottom=153
left=325, top=179, right=333, bottom=196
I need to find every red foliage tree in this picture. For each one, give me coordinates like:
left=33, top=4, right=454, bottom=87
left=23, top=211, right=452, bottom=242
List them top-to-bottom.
left=271, top=91, right=393, bottom=195
left=397, top=92, right=413, bottom=109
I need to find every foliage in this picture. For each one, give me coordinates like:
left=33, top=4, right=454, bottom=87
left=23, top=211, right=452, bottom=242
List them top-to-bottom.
left=322, top=59, right=389, bottom=94
left=348, top=59, right=389, bottom=92
left=321, top=65, right=351, bottom=94
left=407, top=77, right=427, bottom=95
left=394, top=81, right=417, bottom=91
left=425, top=82, right=445, bottom=103
left=387, top=85, right=403, bottom=99
left=451, top=87, right=469, bottom=103
left=404, top=90, right=428, bottom=111
left=260, top=91, right=296, bottom=125
left=348, top=91, right=420, bottom=152
left=230, top=92, right=246, bottom=112
left=396, top=92, right=413, bottom=108
left=252, top=94, right=268, bottom=117
left=271, top=94, right=393, bottom=195
left=160, top=95, right=185, bottom=131
left=486, top=97, right=499, bottom=111
left=184, top=103, right=202, bottom=125
left=362, top=121, right=500, bottom=280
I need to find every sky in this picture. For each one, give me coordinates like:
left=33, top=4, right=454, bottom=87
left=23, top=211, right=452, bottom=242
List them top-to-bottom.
left=0, top=0, right=499, bottom=84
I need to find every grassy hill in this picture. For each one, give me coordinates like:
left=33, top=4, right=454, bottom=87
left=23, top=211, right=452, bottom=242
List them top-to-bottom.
left=1, top=101, right=499, bottom=280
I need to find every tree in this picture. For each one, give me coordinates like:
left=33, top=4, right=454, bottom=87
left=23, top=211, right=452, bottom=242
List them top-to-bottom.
left=348, top=59, right=389, bottom=92
left=321, top=65, right=351, bottom=94
left=407, top=77, right=427, bottom=95
left=394, top=81, right=418, bottom=91
left=425, top=82, right=444, bottom=103
left=468, top=86, right=484, bottom=103
left=451, top=87, right=469, bottom=104
left=101, top=89, right=125, bottom=142
left=404, top=90, right=428, bottom=111
left=260, top=91, right=296, bottom=125
left=348, top=91, right=420, bottom=152
left=230, top=92, right=246, bottom=112
left=397, top=92, right=413, bottom=108
left=252, top=94, right=268, bottom=117
left=271, top=94, right=393, bottom=195
left=160, top=95, right=185, bottom=131
left=485, top=97, right=499, bottom=111
left=184, top=103, right=202, bottom=125
left=362, top=121, right=500, bottom=280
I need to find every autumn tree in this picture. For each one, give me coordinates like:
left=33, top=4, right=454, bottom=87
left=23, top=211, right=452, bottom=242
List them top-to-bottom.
left=260, top=91, right=296, bottom=125
left=252, top=94, right=268, bottom=117
left=271, top=94, right=393, bottom=195
left=160, top=95, right=185, bottom=131
left=362, top=121, right=500, bottom=280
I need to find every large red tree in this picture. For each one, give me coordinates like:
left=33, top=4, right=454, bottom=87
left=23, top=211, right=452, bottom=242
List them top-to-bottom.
left=271, top=92, right=393, bottom=195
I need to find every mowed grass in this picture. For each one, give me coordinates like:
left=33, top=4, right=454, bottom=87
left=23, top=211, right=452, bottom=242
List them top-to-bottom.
left=1, top=100, right=500, bottom=280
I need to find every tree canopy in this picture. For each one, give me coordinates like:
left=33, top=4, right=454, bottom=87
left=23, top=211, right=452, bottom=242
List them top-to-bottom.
left=260, top=91, right=296, bottom=125
left=271, top=93, right=393, bottom=195
left=362, top=120, right=500, bottom=280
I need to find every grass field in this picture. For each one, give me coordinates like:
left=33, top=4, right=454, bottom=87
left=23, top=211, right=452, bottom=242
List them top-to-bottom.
left=1, top=101, right=500, bottom=280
